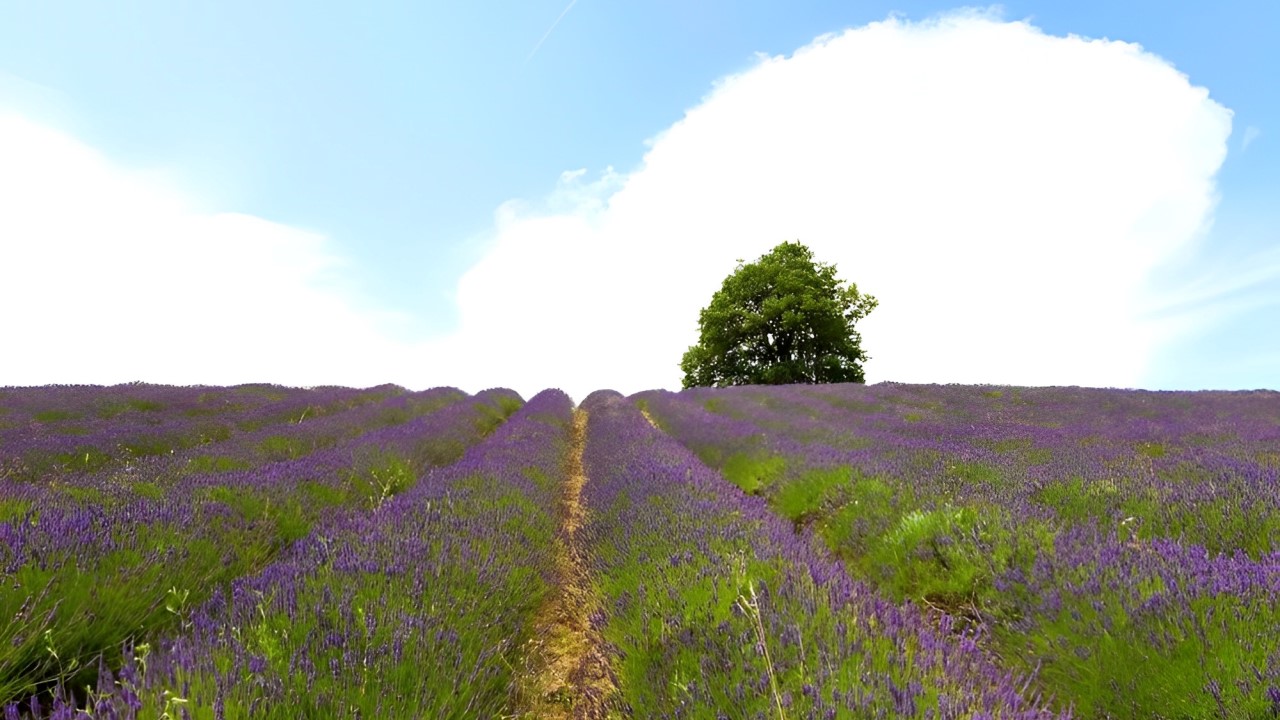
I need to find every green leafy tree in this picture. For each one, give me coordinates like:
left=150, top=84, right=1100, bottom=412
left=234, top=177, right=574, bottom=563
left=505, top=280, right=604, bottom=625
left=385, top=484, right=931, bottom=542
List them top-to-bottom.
left=681, top=241, right=877, bottom=387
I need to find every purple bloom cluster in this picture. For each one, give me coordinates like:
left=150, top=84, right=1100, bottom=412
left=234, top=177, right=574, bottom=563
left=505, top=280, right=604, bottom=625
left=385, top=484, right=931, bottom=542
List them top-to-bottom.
left=5, top=379, right=1275, bottom=718
left=0, top=383, right=413, bottom=484
left=635, top=383, right=1280, bottom=718
left=0, top=384, right=523, bottom=713
left=0, top=385, right=479, bottom=588
left=42, top=389, right=573, bottom=718
left=580, top=390, right=1064, bottom=718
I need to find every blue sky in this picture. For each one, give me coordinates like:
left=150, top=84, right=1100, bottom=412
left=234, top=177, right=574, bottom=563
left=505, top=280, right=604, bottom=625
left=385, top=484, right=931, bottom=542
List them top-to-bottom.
left=1, top=2, right=1276, bottom=400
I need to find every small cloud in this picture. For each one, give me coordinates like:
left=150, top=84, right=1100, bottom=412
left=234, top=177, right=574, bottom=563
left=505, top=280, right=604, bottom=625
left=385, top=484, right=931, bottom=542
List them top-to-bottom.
left=1242, top=125, right=1261, bottom=151
left=544, top=164, right=624, bottom=216
left=559, top=167, right=588, bottom=183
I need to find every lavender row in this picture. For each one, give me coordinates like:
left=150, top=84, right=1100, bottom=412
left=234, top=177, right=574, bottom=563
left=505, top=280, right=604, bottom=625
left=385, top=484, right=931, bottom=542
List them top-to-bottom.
left=0, top=383, right=445, bottom=485
left=0, top=383, right=375, bottom=472
left=635, top=383, right=1280, bottom=718
left=638, top=383, right=1280, bottom=556
left=0, top=384, right=471, bottom=565
left=109, top=384, right=470, bottom=492
left=0, top=385, right=495, bottom=572
left=0, top=388, right=522, bottom=709
left=28, top=389, right=574, bottom=718
left=579, top=390, right=1064, bottom=719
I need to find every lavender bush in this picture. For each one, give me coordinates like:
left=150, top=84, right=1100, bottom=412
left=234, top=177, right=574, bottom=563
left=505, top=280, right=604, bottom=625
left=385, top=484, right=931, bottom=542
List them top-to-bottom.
left=4, top=379, right=1275, bottom=719
left=635, top=383, right=1280, bottom=718
left=0, top=385, right=519, bottom=710
left=59, top=389, right=573, bottom=718
left=581, top=390, right=1063, bottom=719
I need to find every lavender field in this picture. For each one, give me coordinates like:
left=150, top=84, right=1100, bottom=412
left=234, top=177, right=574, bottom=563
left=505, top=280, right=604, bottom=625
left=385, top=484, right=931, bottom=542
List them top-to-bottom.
left=0, top=382, right=1276, bottom=719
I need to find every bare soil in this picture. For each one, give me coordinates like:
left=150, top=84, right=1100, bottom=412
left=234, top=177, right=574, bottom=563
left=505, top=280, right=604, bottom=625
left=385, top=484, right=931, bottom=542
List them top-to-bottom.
left=516, top=409, right=615, bottom=719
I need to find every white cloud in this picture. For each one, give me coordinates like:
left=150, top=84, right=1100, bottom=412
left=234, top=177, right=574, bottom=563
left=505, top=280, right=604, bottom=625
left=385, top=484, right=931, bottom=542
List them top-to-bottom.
left=432, top=8, right=1233, bottom=399
left=0, top=9, right=1239, bottom=402
left=0, top=112, right=417, bottom=389
left=1241, top=125, right=1261, bottom=151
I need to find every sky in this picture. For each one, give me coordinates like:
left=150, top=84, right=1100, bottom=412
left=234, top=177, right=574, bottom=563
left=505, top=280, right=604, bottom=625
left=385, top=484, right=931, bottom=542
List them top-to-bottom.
left=1, top=1, right=1277, bottom=402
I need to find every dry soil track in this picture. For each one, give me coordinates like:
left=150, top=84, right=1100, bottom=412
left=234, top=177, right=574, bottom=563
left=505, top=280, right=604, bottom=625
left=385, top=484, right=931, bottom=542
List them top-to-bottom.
left=517, top=408, right=614, bottom=719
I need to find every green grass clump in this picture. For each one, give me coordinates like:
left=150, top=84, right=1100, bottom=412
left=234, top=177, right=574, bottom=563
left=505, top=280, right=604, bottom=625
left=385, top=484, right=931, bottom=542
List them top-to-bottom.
left=473, top=395, right=524, bottom=438
left=93, top=398, right=165, bottom=419
left=32, top=410, right=81, bottom=423
left=192, top=423, right=233, bottom=444
left=255, top=434, right=310, bottom=461
left=120, top=435, right=182, bottom=458
left=413, top=436, right=467, bottom=468
left=1136, top=441, right=1167, bottom=458
left=50, top=447, right=114, bottom=475
left=343, top=448, right=417, bottom=509
left=719, top=452, right=786, bottom=495
left=185, top=454, right=253, bottom=474
left=943, top=460, right=1005, bottom=492
left=773, top=466, right=846, bottom=530
left=819, top=475, right=905, bottom=557
left=1032, top=477, right=1119, bottom=527
left=130, top=481, right=165, bottom=500
left=0, top=498, right=34, bottom=524
left=867, top=505, right=990, bottom=609
left=0, top=518, right=278, bottom=705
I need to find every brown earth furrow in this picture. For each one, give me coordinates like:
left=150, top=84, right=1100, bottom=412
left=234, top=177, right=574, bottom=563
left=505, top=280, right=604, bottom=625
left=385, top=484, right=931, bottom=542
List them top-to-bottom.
left=516, top=408, right=614, bottom=719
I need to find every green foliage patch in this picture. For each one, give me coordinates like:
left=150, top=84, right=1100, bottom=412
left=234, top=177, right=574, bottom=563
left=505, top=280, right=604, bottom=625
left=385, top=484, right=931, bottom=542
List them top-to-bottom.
left=473, top=395, right=523, bottom=438
left=94, top=398, right=165, bottom=419
left=33, top=410, right=82, bottom=423
left=256, top=434, right=310, bottom=461
left=343, top=448, right=418, bottom=510
left=718, top=452, right=786, bottom=495
left=185, top=454, right=253, bottom=474
left=943, top=460, right=1005, bottom=492
left=773, top=466, right=846, bottom=530
left=1033, top=477, right=1118, bottom=526
left=0, top=516, right=280, bottom=705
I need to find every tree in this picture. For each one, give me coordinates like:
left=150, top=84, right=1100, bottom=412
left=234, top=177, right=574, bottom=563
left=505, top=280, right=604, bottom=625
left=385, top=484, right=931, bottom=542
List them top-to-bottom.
left=681, top=241, right=877, bottom=388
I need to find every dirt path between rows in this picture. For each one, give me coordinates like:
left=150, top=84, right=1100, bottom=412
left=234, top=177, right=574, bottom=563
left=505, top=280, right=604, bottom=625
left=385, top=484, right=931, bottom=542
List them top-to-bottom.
left=517, top=408, right=614, bottom=719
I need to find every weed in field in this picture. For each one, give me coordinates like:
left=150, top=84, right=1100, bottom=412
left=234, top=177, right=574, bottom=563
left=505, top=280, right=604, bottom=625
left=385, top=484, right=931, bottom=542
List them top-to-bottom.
left=719, top=452, right=786, bottom=495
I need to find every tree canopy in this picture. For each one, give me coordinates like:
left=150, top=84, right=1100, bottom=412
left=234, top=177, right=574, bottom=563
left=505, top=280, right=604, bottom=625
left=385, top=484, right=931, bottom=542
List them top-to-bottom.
left=681, top=241, right=877, bottom=388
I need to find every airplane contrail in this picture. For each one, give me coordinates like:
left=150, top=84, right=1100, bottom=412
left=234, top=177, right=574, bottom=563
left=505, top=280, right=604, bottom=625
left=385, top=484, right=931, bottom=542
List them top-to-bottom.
left=525, top=0, right=579, bottom=63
